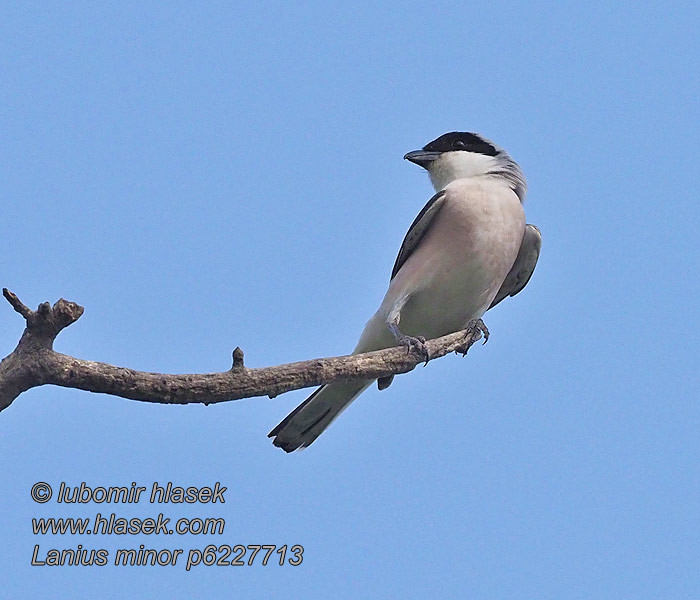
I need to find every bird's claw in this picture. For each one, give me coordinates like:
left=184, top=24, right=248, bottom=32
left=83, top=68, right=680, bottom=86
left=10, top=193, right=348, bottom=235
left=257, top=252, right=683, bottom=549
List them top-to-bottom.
left=456, top=319, right=489, bottom=356
left=474, top=319, right=489, bottom=344
left=397, top=334, right=430, bottom=364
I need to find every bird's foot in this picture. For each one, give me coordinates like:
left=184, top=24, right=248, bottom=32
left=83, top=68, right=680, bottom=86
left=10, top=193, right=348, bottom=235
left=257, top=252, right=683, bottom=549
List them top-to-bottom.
left=473, top=318, right=489, bottom=344
left=456, top=319, right=489, bottom=356
left=387, top=321, right=430, bottom=364
left=397, top=334, right=430, bottom=364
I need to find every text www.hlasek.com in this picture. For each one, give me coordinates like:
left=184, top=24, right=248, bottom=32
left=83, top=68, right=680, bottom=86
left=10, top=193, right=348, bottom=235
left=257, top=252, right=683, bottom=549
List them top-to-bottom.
left=30, top=481, right=303, bottom=569
left=33, top=513, right=224, bottom=536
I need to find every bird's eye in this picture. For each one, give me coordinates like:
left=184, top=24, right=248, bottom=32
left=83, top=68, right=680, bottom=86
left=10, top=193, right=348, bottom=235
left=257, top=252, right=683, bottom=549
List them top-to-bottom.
left=452, top=139, right=467, bottom=150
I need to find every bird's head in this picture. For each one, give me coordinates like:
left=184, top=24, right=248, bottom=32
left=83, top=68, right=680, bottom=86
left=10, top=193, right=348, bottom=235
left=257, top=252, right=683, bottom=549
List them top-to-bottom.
left=404, top=132, right=526, bottom=201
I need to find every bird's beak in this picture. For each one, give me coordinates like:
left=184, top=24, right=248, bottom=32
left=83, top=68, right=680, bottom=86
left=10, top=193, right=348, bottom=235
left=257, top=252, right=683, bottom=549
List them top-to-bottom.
left=404, top=150, right=441, bottom=169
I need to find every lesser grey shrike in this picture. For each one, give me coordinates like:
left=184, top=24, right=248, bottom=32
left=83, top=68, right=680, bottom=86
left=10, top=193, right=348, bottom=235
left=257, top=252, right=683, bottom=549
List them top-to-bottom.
left=269, top=132, right=541, bottom=452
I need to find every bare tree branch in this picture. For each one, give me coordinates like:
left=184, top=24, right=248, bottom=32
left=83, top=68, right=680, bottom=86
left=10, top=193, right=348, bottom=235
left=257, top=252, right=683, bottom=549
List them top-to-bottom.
left=0, top=289, right=486, bottom=414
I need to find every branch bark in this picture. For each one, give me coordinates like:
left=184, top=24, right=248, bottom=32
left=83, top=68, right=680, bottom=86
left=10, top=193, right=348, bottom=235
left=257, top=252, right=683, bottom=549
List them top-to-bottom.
left=0, top=289, right=486, bottom=414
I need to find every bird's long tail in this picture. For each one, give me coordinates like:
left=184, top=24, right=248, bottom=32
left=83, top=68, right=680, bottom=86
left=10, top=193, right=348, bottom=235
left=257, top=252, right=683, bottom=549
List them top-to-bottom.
left=268, top=380, right=372, bottom=452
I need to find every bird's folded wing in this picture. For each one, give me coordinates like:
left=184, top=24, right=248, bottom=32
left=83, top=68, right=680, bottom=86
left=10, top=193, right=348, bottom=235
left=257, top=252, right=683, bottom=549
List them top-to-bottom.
left=390, top=189, right=447, bottom=280
left=489, top=224, right=542, bottom=309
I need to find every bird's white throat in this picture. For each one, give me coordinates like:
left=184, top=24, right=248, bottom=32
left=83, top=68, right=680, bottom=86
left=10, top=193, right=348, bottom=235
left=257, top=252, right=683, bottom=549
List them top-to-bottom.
left=428, top=151, right=500, bottom=192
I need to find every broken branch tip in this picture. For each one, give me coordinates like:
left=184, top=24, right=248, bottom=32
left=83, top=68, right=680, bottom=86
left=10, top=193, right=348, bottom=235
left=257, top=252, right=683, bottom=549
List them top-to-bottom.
left=231, top=346, right=245, bottom=369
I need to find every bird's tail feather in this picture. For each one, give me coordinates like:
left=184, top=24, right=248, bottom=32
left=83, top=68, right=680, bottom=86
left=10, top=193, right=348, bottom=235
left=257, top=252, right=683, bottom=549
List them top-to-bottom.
left=268, top=380, right=371, bottom=452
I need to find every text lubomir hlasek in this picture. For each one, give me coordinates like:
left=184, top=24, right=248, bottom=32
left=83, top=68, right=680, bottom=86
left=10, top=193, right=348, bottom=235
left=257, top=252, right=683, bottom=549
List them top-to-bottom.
left=54, top=482, right=226, bottom=504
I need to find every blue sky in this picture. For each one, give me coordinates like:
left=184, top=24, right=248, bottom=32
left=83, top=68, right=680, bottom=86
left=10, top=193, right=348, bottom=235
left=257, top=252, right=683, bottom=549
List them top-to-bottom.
left=2, top=1, right=699, bottom=598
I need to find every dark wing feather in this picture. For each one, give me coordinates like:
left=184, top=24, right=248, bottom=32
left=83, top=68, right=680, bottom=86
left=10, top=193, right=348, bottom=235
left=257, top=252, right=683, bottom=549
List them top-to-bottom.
left=390, top=190, right=447, bottom=280
left=489, top=224, right=542, bottom=309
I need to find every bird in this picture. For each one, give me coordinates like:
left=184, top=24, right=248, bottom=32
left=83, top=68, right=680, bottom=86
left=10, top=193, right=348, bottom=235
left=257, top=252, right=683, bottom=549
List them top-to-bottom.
left=269, top=132, right=541, bottom=452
